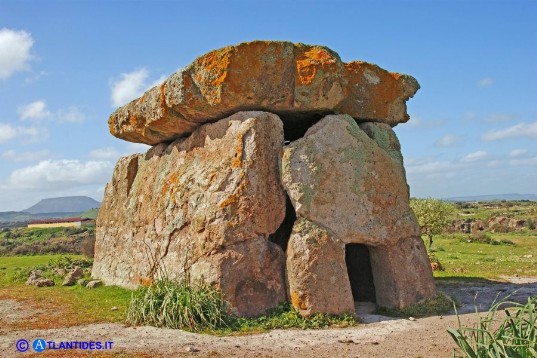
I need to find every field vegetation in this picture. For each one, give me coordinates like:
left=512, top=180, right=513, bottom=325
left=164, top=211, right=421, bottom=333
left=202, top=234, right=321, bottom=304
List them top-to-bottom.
left=0, top=200, right=536, bottom=340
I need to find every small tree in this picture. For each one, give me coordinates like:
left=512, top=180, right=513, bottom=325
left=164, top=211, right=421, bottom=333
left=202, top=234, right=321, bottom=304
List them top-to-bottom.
left=410, top=198, right=455, bottom=248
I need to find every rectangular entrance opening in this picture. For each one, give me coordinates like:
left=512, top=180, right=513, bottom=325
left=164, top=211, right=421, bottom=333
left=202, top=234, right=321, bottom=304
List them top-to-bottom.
left=345, top=243, right=376, bottom=302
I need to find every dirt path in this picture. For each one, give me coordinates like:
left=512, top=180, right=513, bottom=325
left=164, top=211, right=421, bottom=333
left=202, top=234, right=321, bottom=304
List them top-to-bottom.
left=1, top=277, right=536, bottom=358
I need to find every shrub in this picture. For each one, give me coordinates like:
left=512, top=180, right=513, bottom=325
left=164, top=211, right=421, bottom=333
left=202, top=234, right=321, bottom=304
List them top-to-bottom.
left=526, top=218, right=536, bottom=230
left=80, top=236, right=96, bottom=258
left=428, top=252, right=445, bottom=271
left=127, top=279, right=229, bottom=331
left=448, top=296, right=537, bottom=357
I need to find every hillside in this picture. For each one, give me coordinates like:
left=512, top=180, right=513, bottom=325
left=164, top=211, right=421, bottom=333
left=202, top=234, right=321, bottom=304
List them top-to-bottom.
left=23, top=196, right=100, bottom=214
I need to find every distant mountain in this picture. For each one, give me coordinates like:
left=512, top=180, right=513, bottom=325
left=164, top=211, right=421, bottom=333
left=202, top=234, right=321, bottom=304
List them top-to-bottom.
left=445, top=193, right=537, bottom=202
left=23, top=196, right=100, bottom=214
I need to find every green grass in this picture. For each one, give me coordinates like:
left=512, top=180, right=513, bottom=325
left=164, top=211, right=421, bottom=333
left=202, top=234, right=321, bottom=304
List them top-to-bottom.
left=426, top=233, right=537, bottom=279
left=0, top=254, right=131, bottom=328
left=126, top=278, right=358, bottom=334
left=376, top=293, right=454, bottom=318
left=448, top=296, right=537, bottom=357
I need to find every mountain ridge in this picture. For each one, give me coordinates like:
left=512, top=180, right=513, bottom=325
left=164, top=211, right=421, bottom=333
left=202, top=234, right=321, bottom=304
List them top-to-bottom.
left=23, top=196, right=100, bottom=214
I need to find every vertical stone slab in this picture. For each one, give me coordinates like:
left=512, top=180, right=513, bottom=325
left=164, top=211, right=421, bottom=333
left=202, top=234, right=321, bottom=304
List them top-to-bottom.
left=92, top=111, right=287, bottom=316
left=286, top=218, right=355, bottom=316
left=369, top=237, right=436, bottom=308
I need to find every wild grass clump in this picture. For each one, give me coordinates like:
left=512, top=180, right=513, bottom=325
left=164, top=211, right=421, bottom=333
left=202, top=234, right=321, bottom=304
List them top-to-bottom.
left=126, top=279, right=229, bottom=331
left=126, top=279, right=359, bottom=333
left=377, top=293, right=454, bottom=318
left=448, top=295, right=537, bottom=357
left=227, top=303, right=357, bottom=333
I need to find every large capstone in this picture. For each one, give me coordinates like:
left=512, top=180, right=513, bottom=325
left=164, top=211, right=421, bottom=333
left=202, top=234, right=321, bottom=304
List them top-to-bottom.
left=109, top=41, right=419, bottom=145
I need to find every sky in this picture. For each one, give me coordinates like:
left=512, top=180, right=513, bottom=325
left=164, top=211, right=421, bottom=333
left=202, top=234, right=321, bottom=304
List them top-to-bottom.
left=0, top=0, right=536, bottom=211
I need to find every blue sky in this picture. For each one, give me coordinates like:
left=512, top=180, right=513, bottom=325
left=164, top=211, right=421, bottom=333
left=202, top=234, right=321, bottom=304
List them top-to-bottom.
left=0, top=0, right=536, bottom=211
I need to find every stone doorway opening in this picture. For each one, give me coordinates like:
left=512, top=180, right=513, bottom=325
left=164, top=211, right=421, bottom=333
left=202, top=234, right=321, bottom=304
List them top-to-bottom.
left=345, top=244, right=376, bottom=302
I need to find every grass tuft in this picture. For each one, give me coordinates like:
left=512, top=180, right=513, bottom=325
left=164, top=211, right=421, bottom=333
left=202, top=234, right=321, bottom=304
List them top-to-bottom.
left=126, top=279, right=228, bottom=331
left=448, top=295, right=537, bottom=357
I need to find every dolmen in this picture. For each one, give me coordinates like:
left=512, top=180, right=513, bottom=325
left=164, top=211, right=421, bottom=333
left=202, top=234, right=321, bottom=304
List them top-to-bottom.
left=92, top=41, right=436, bottom=317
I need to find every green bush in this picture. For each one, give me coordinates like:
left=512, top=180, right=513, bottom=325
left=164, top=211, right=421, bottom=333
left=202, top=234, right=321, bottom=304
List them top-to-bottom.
left=126, top=279, right=229, bottom=331
left=448, top=296, right=537, bottom=357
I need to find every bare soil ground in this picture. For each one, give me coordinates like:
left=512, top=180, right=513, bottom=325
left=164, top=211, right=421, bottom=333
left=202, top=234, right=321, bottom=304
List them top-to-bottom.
left=1, top=277, right=536, bottom=358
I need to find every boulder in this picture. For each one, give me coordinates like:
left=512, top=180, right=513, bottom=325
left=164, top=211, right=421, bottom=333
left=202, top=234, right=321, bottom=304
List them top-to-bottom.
left=109, top=41, right=419, bottom=145
left=93, top=111, right=287, bottom=316
left=281, top=114, right=420, bottom=246
left=281, top=114, right=435, bottom=309
left=286, top=218, right=355, bottom=316
left=62, top=266, right=84, bottom=286
left=26, top=271, right=55, bottom=287
left=86, top=280, right=103, bottom=289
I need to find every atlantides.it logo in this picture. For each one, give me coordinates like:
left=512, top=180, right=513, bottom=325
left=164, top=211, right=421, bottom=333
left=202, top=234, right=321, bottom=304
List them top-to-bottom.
left=16, top=338, right=114, bottom=353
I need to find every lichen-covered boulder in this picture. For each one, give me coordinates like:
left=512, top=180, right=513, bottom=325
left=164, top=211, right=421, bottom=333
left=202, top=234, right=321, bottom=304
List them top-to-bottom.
left=109, top=41, right=419, bottom=145
left=92, top=111, right=287, bottom=316
left=281, top=114, right=420, bottom=246
left=286, top=218, right=355, bottom=316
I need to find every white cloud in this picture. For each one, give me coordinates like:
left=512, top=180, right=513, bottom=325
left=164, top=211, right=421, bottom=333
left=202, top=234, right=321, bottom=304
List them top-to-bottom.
left=0, top=28, right=34, bottom=79
left=109, top=68, right=150, bottom=107
left=479, top=77, right=493, bottom=87
left=18, top=100, right=51, bottom=121
left=18, top=101, right=87, bottom=123
left=56, top=106, right=86, bottom=123
left=484, top=114, right=515, bottom=123
left=482, top=121, right=537, bottom=141
left=0, top=122, right=48, bottom=144
left=435, top=134, right=460, bottom=147
left=89, top=147, right=121, bottom=160
left=2, top=149, right=51, bottom=162
left=509, top=149, right=528, bottom=158
left=461, top=150, right=488, bottom=163
left=509, top=156, right=537, bottom=166
left=3, top=159, right=113, bottom=190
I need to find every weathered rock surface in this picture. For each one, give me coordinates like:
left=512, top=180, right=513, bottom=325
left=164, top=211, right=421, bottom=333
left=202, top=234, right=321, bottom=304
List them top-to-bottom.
left=109, top=41, right=419, bottom=145
left=93, top=111, right=287, bottom=316
left=281, top=114, right=420, bottom=246
left=282, top=114, right=435, bottom=309
left=286, top=218, right=355, bottom=316
left=368, top=238, right=436, bottom=308
left=62, top=266, right=84, bottom=286
left=26, top=271, right=55, bottom=287
left=86, top=280, right=103, bottom=289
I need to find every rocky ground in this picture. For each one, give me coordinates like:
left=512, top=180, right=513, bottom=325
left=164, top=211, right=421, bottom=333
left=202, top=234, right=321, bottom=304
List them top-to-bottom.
left=1, top=277, right=536, bottom=358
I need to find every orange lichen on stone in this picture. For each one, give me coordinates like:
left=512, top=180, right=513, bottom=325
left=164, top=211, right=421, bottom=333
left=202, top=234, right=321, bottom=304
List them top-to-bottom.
left=192, top=47, right=232, bottom=105
left=296, top=47, right=338, bottom=85
left=343, top=61, right=405, bottom=119
left=231, top=132, right=245, bottom=168
left=161, top=173, right=179, bottom=195
left=219, top=176, right=247, bottom=209
left=290, top=291, right=308, bottom=310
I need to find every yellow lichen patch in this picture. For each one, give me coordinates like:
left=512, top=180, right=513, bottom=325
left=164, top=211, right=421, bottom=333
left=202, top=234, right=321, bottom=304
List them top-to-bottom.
left=192, top=47, right=232, bottom=105
left=296, top=47, right=338, bottom=85
left=231, top=132, right=245, bottom=168
left=161, top=173, right=179, bottom=195
left=219, top=176, right=247, bottom=209
left=136, top=276, right=154, bottom=287
left=290, top=291, right=308, bottom=310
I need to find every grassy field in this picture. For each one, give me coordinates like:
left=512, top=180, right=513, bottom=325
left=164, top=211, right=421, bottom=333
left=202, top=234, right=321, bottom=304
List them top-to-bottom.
left=452, top=200, right=537, bottom=221
left=428, top=232, right=537, bottom=279
left=0, top=255, right=131, bottom=329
